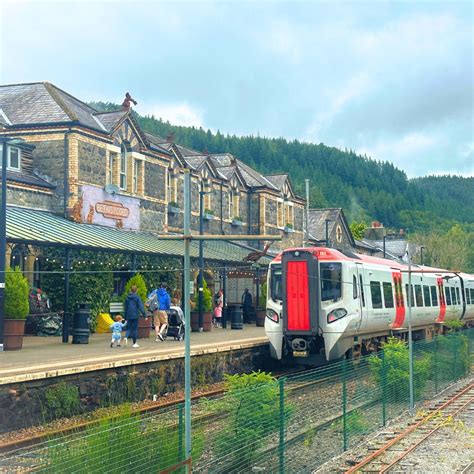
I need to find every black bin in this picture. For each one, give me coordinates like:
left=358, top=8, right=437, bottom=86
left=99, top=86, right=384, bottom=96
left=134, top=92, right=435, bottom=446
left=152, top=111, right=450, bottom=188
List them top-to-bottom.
left=72, top=303, right=91, bottom=344
left=229, top=304, right=243, bottom=330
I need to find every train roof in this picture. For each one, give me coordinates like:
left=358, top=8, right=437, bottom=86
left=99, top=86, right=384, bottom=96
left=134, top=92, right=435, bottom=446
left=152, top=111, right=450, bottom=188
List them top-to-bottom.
left=271, top=247, right=473, bottom=278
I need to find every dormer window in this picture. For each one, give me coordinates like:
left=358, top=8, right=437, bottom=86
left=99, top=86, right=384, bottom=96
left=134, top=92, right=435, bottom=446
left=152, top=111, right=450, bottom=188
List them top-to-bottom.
left=0, top=145, right=21, bottom=171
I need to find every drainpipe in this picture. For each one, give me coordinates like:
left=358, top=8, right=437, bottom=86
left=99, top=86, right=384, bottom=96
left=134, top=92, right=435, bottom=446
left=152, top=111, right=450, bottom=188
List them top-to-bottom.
left=219, top=182, right=224, bottom=234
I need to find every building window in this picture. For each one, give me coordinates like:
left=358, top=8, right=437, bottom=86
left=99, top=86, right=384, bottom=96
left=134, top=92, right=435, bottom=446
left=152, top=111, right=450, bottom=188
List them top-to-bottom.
left=120, top=144, right=127, bottom=190
left=0, top=145, right=21, bottom=170
left=133, top=159, right=141, bottom=194
left=167, top=171, right=178, bottom=203
left=229, top=189, right=240, bottom=219
left=277, top=201, right=284, bottom=227
left=285, top=204, right=294, bottom=227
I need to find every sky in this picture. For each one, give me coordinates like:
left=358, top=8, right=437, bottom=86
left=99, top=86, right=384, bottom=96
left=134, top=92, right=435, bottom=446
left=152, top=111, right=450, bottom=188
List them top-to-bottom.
left=1, top=0, right=473, bottom=178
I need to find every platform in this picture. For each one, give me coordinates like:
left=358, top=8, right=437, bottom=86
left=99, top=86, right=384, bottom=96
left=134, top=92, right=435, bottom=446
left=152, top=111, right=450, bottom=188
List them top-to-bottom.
left=0, top=325, right=268, bottom=384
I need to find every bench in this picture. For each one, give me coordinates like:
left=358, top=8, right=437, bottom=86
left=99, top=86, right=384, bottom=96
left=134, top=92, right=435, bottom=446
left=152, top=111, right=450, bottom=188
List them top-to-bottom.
left=110, top=302, right=124, bottom=316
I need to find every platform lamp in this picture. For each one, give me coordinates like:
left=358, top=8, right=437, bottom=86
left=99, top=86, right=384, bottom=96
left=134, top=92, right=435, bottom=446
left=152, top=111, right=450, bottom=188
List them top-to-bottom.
left=0, top=137, right=25, bottom=352
left=198, top=182, right=212, bottom=332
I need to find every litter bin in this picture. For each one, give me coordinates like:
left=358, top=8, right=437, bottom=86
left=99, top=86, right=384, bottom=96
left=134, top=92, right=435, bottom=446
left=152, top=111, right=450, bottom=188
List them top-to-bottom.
left=72, top=303, right=91, bottom=344
left=229, top=304, right=243, bottom=330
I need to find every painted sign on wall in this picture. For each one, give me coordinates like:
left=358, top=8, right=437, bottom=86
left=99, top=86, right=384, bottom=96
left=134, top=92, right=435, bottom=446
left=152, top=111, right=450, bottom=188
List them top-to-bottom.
left=80, top=185, right=140, bottom=230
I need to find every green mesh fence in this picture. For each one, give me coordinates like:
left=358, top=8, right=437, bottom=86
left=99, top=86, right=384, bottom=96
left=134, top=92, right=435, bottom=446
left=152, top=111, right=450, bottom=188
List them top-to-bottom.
left=1, top=328, right=472, bottom=473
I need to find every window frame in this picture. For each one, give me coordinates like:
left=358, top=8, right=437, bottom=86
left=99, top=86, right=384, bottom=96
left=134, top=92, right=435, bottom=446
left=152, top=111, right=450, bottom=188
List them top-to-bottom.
left=119, top=144, right=128, bottom=190
left=0, top=145, right=21, bottom=171
left=359, top=275, right=366, bottom=307
left=370, top=281, right=383, bottom=309
left=382, top=282, right=394, bottom=309
left=405, top=283, right=415, bottom=307
left=414, top=284, right=424, bottom=307
left=423, top=285, right=431, bottom=307
left=430, top=286, right=438, bottom=306
left=445, top=286, right=452, bottom=305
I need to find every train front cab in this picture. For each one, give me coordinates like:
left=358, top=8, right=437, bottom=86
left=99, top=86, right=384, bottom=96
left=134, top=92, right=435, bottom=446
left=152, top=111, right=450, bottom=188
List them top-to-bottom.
left=281, top=249, right=323, bottom=361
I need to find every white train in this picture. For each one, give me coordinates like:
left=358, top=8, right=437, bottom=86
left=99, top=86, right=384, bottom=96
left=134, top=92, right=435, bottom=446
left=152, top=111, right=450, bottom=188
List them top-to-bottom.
left=265, top=247, right=474, bottom=363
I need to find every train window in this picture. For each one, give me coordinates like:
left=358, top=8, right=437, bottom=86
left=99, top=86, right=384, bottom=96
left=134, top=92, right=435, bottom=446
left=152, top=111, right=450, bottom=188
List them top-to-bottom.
left=320, top=263, right=342, bottom=301
left=270, top=265, right=282, bottom=302
left=359, top=275, right=366, bottom=307
left=353, top=276, right=358, bottom=299
left=370, top=281, right=383, bottom=309
left=383, top=282, right=394, bottom=308
left=405, top=284, right=415, bottom=307
left=415, top=285, right=423, bottom=307
left=423, top=286, right=431, bottom=307
left=431, top=286, right=438, bottom=306
left=445, top=287, right=452, bottom=305
left=451, top=287, right=457, bottom=305
left=455, top=288, right=460, bottom=304
left=466, top=289, right=471, bottom=305
left=470, top=289, right=474, bottom=303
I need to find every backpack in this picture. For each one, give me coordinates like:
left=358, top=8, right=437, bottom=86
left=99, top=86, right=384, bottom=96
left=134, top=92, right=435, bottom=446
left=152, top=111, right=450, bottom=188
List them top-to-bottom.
left=146, top=292, right=158, bottom=312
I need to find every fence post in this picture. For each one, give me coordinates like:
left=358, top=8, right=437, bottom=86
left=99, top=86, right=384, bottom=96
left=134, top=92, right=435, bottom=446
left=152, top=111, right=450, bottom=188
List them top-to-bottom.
left=453, top=335, right=458, bottom=381
left=434, top=336, right=438, bottom=395
left=381, top=350, right=387, bottom=427
left=342, top=359, right=348, bottom=451
left=279, top=378, right=285, bottom=474
left=178, top=403, right=184, bottom=462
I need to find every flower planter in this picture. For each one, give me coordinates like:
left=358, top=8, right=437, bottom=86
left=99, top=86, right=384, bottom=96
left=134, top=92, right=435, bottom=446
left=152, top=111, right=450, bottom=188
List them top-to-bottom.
left=168, top=206, right=180, bottom=215
left=203, top=213, right=214, bottom=221
left=232, top=219, right=243, bottom=227
left=284, top=226, right=295, bottom=233
left=255, top=309, right=266, bottom=327
left=191, top=311, right=213, bottom=332
left=137, top=317, right=151, bottom=339
left=4, top=319, right=26, bottom=351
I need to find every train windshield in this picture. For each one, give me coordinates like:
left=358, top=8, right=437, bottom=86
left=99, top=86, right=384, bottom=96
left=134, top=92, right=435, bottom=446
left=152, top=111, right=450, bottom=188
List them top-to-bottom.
left=320, top=262, right=342, bottom=301
left=270, top=264, right=282, bottom=301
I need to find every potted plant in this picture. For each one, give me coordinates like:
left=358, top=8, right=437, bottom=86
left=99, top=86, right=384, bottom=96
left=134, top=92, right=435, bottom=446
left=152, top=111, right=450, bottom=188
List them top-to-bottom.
left=168, top=201, right=180, bottom=214
left=203, top=208, right=215, bottom=221
left=232, top=216, right=243, bottom=226
left=284, top=223, right=294, bottom=233
left=4, top=267, right=29, bottom=350
left=122, top=273, right=150, bottom=339
left=191, top=279, right=213, bottom=332
left=256, top=281, right=267, bottom=327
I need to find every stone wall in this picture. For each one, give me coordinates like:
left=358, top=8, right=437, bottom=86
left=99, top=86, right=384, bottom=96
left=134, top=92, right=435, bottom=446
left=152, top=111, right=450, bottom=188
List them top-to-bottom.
left=78, top=140, right=106, bottom=186
left=144, top=161, right=166, bottom=200
left=7, top=187, right=58, bottom=213
left=140, top=200, right=167, bottom=232
left=0, top=344, right=273, bottom=433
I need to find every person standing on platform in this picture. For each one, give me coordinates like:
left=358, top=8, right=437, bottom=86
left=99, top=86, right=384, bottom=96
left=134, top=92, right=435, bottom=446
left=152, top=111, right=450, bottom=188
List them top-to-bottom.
left=150, top=283, right=171, bottom=341
left=124, top=285, right=147, bottom=348
left=241, top=288, right=253, bottom=324
left=213, top=289, right=224, bottom=327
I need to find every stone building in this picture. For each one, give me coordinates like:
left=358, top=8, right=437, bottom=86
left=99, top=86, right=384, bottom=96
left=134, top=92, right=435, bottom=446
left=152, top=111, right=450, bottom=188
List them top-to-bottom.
left=0, top=82, right=305, bottom=286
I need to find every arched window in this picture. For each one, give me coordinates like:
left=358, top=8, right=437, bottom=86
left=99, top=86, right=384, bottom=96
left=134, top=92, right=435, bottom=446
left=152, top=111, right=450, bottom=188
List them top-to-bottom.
left=120, top=143, right=128, bottom=190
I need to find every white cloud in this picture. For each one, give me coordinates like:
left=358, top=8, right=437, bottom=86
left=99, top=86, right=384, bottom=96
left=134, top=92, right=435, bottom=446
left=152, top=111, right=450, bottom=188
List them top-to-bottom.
left=140, top=102, right=205, bottom=128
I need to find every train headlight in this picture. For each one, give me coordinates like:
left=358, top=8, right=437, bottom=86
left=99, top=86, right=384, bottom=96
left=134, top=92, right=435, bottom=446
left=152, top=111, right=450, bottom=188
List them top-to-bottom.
left=266, top=308, right=279, bottom=323
left=327, top=308, right=348, bottom=323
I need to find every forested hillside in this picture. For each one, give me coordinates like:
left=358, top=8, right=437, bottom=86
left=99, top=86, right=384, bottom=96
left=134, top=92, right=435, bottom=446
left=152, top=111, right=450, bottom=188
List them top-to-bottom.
left=91, top=102, right=473, bottom=234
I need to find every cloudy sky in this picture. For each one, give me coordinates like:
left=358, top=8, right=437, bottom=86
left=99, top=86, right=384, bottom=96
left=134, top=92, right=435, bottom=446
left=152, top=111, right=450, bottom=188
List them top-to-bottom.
left=1, top=0, right=472, bottom=177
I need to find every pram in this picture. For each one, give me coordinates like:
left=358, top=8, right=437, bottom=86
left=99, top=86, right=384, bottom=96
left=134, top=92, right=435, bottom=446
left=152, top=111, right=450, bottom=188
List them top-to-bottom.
left=165, top=307, right=185, bottom=341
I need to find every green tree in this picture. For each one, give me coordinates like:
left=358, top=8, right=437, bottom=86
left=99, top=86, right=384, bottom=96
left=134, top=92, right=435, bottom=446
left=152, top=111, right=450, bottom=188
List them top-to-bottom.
left=349, top=221, right=368, bottom=240
left=5, top=267, right=29, bottom=319
left=122, top=273, right=148, bottom=303
left=193, top=278, right=212, bottom=311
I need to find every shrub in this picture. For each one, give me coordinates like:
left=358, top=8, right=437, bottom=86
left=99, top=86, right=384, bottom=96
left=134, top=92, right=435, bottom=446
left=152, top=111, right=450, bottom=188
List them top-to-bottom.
left=5, top=267, right=29, bottom=319
left=122, top=273, right=147, bottom=303
left=193, top=278, right=212, bottom=312
left=369, top=337, right=431, bottom=402
left=43, top=383, right=82, bottom=422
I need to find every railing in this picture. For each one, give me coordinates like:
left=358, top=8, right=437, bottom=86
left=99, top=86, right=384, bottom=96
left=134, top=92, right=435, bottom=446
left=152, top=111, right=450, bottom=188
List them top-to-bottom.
left=2, top=328, right=472, bottom=473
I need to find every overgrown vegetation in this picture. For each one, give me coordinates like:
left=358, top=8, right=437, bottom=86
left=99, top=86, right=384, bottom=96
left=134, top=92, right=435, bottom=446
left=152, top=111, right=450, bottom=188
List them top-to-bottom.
left=122, top=273, right=147, bottom=303
left=193, top=278, right=212, bottom=311
left=369, top=338, right=431, bottom=402
left=43, top=383, right=82, bottom=422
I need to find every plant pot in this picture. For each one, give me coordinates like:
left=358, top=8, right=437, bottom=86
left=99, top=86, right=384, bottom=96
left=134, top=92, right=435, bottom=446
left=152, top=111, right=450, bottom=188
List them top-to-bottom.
left=168, top=206, right=180, bottom=215
left=203, top=213, right=214, bottom=221
left=232, top=219, right=243, bottom=226
left=284, top=226, right=295, bottom=233
left=256, top=310, right=266, bottom=327
left=191, top=311, right=213, bottom=332
left=138, top=317, right=151, bottom=339
left=4, top=319, right=26, bottom=350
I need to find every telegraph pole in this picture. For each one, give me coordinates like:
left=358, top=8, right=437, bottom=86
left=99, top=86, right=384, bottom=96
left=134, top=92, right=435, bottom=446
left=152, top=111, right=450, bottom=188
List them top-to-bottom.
left=407, top=248, right=414, bottom=413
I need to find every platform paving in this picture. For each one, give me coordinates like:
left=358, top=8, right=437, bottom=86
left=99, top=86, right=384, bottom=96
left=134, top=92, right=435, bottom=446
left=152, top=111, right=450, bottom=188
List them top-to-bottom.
left=0, top=325, right=268, bottom=384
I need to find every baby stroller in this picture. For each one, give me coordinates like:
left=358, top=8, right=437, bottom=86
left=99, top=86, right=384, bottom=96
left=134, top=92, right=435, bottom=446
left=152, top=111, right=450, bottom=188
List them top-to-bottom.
left=165, top=307, right=185, bottom=341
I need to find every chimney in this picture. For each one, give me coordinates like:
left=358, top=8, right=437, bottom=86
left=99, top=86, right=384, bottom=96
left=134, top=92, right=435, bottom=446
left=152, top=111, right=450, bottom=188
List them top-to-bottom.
left=166, top=132, right=175, bottom=143
left=366, top=221, right=386, bottom=241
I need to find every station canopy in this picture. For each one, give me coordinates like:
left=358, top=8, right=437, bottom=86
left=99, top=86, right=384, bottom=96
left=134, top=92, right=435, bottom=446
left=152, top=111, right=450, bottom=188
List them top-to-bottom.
left=6, top=207, right=272, bottom=265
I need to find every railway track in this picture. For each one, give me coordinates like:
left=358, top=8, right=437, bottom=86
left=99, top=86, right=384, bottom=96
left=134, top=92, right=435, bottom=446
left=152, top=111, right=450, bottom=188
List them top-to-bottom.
left=345, top=382, right=474, bottom=473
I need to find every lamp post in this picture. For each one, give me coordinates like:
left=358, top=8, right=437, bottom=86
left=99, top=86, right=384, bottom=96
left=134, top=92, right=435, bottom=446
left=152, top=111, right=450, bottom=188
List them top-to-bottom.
left=0, top=137, right=25, bottom=351
left=304, top=179, right=310, bottom=247
left=198, top=185, right=211, bottom=332
left=420, top=246, right=426, bottom=266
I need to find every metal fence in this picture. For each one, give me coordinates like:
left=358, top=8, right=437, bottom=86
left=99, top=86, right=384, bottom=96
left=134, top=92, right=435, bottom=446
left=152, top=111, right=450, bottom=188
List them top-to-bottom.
left=2, top=328, right=473, bottom=473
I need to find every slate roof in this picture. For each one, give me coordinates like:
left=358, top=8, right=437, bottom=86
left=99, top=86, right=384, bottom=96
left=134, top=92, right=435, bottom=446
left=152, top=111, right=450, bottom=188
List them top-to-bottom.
left=93, top=110, right=128, bottom=132
left=0, top=170, right=55, bottom=189
left=265, top=174, right=288, bottom=191
left=308, top=208, right=343, bottom=241
left=363, top=239, right=416, bottom=259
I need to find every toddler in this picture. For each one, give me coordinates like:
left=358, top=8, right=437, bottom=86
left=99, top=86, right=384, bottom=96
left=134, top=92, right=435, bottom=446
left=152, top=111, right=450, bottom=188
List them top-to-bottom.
left=110, top=315, right=127, bottom=348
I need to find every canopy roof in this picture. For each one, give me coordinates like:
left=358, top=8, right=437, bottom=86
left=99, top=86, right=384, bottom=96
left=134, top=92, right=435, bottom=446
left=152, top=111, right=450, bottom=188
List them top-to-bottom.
left=6, top=207, right=271, bottom=265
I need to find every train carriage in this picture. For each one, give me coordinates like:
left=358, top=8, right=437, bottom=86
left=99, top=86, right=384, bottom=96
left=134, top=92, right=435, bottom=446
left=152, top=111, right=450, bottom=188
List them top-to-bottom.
left=265, top=247, right=474, bottom=364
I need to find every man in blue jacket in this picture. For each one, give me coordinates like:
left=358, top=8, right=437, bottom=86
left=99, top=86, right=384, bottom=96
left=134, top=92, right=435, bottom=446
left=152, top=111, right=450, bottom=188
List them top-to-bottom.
left=149, top=283, right=171, bottom=341
left=124, top=285, right=147, bottom=348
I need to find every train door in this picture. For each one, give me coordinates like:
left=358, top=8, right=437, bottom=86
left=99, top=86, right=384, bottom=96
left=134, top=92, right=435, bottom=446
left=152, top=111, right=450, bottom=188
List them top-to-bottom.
left=354, top=263, right=366, bottom=330
left=391, top=271, right=405, bottom=329
left=436, top=277, right=446, bottom=323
